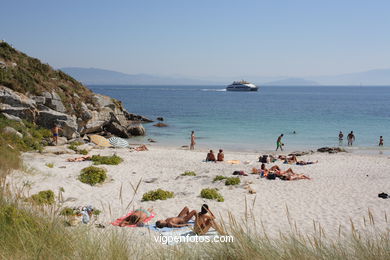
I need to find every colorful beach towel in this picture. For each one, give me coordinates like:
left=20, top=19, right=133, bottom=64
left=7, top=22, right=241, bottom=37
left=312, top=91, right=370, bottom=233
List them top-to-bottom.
left=89, top=135, right=112, bottom=147
left=227, top=160, right=240, bottom=164
left=111, top=211, right=155, bottom=227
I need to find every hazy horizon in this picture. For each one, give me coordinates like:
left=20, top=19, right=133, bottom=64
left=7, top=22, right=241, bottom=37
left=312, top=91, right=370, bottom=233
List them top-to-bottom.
left=2, top=0, right=390, bottom=78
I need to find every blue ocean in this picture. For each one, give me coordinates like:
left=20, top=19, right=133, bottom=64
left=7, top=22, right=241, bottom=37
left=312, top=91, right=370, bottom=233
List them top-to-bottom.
left=89, top=85, right=390, bottom=153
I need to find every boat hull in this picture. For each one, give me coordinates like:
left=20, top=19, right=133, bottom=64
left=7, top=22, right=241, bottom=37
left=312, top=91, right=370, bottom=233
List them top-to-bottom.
left=226, top=87, right=259, bottom=91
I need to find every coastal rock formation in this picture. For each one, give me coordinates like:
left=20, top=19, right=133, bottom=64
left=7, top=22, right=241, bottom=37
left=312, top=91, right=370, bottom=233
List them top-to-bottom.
left=0, top=42, right=150, bottom=140
left=153, top=122, right=168, bottom=127
left=127, top=124, right=146, bottom=136
left=2, top=126, right=23, bottom=138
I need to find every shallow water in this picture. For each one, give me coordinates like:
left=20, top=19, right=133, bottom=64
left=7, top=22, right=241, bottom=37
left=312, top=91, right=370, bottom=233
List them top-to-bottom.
left=89, top=85, right=390, bottom=153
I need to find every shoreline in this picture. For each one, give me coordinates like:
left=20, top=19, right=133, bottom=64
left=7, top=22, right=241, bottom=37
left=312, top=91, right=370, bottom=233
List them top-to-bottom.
left=7, top=145, right=390, bottom=239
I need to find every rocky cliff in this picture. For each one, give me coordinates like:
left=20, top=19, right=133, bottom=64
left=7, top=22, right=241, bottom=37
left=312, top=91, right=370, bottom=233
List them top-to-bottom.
left=0, top=42, right=151, bottom=139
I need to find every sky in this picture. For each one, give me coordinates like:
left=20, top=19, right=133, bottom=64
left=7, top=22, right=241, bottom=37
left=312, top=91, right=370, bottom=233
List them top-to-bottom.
left=1, top=0, right=390, bottom=78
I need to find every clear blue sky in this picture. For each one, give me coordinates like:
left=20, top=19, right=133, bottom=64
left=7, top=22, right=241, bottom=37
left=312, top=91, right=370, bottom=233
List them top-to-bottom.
left=1, top=0, right=390, bottom=78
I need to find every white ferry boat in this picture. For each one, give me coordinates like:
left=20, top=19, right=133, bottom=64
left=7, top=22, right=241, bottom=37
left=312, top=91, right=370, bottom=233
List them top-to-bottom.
left=226, top=80, right=258, bottom=91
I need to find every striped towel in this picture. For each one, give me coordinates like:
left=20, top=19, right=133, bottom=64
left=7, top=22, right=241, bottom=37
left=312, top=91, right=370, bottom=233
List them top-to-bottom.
left=108, top=137, right=129, bottom=148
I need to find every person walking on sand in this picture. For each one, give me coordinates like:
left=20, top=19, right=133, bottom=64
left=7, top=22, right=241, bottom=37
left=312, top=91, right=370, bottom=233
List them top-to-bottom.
left=51, top=124, right=63, bottom=145
left=190, top=131, right=196, bottom=150
left=338, top=131, right=344, bottom=145
left=347, top=131, right=355, bottom=146
left=276, top=134, right=284, bottom=151
left=379, top=136, right=384, bottom=146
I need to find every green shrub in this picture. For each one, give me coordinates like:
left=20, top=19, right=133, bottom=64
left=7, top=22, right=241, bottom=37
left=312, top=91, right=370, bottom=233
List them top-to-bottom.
left=68, top=141, right=83, bottom=152
left=78, top=149, right=88, bottom=155
left=91, top=155, right=123, bottom=165
left=45, top=163, right=54, bottom=168
left=79, top=166, right=107, bottom=186
left=181, top=171, right=196, bottom=176
left=213, top=175, right=227, bottom=182
left=225, top=177, right=240, bottom=186
left=200, top=188, right=224, bottom=202
left=142, top=189, right=174, bottom=201
left=30, top=190, right=55, bottom=205
left=59, top=207, right=75, bottom=216
left=93, top=209, right=101, bottom=216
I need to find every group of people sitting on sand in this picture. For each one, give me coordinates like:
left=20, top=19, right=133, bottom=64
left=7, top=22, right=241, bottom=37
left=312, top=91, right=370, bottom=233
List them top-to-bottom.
left=206, top=149, right=224, bottom=162
left=253, top=163, right=311, bottom=180
left=118, top=204, right=222, bottom=235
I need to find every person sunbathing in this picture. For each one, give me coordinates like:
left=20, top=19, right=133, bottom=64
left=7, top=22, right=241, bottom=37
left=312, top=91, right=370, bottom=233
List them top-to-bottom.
left=217, top=149, right=224, bottom=162
left=206, top=150, right=216, bottom=162
left=67, top=155, right=92, bottom=162
left=296, top=160, right=318, bottom=165
left=194, top=204, right=224, bottom=235
left=155, top=207, right=196, bottom=228
left=119, top=208, right=153, bottom=227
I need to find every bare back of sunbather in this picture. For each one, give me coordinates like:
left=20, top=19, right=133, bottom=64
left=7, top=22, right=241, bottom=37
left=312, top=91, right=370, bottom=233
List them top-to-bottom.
left=156, top=207, right=196, bottom=228
left=119, top=208, right=153, bottom=227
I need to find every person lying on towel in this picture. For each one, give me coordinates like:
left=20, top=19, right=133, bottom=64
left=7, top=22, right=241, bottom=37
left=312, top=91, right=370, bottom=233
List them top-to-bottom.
left=155, top=207, right=196, bottom=228
left=119, top=208, right=154, bottom=227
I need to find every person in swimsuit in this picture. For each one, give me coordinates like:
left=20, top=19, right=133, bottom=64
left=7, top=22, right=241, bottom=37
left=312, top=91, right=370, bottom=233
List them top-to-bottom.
left=51, top=124, right=63, bottom=145
left=190, top=131, right=196, bottom=150
left=339, top=131, right=344, bottom=146
left=347, top=131, right=355, bottom=146
left=276, top=134, right=284, bottom=151
left=379, top=136, right=384, bottom=146
left=217, top=149, right=224, bottom=162
left=206, top=150, right=216, bottom=162
left=194, top=204, right=224, bottom=235
left=155, top=207, right=196, bottom=228
left=119, top=208, right=153, bottom=227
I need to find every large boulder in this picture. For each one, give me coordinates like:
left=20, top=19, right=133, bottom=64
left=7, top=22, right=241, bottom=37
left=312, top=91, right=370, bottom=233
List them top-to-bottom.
left=0, top=85, right=36, bottom=108
left=42, top=91, right=66, bottom=113
left=0, top=104, right=36, bottom=121
left=36, top=105, right=78, bottom=139
left=125, top=111, right=153, bottom=123
left=103, top=121, right=130, bottom=138
left=127, top=124, right=146, bottom=136
left=3, top=126, right=23, bottom=138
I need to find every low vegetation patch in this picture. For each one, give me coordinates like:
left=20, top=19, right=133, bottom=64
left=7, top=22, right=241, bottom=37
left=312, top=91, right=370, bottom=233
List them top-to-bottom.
left=78, top=149, right=88, bottom=155
left=91, top=154, right=123, bottom=165
left=45, top=163, right=54, bottom=168
left=79, top=166, right=107, bottom=186
left=181, top=171, right=196, bottom=176
left=213, top=175, right=227, bottom=182
left=225, top=177, right=240, bottom=186
left=200, top=188, right=224, bottom=202
left=142, top=189, right=174, bottom=201
left=30, top=190, right=55, bottom=205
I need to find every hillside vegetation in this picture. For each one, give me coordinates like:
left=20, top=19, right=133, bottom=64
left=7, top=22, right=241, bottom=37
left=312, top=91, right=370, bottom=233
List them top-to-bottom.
left=0, top=42, right=93, bottom=116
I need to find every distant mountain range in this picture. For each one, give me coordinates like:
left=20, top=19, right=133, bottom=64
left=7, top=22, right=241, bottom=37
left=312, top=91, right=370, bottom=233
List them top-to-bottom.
left=61, top=67, right=390, bottom=86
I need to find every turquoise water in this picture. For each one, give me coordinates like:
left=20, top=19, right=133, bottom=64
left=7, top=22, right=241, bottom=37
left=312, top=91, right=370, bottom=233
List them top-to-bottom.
left=89, top=85, right=390, bottom=152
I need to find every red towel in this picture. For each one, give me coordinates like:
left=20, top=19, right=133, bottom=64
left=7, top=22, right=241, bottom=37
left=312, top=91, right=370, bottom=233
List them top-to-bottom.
left=111, top=211, right=155, bottom=227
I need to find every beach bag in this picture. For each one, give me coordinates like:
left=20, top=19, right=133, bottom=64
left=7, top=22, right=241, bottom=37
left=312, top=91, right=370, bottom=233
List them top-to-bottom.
left=267, top=173, right=276, bottom=180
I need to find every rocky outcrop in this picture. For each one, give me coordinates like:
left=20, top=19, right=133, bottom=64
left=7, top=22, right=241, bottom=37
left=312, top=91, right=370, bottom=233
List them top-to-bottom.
left=0, top=85, right=148, bottom=140
left=125, top=112, right=153, bottom=123
left=153, top=122, right=168, bottom=127
left=127, top=124, right=146, bottom=136
left=3, top=126, right=23, bottom=138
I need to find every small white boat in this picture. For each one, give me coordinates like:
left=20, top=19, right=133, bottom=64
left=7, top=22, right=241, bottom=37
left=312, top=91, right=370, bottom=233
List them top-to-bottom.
left=226, top=80, right=258, bottom=91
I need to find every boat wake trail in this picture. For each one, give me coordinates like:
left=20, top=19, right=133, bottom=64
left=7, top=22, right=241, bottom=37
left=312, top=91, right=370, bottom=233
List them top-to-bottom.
left=201, top=89, right=226, bottom=92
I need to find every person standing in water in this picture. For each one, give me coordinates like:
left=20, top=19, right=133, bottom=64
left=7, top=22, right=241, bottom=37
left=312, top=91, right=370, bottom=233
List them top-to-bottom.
left=190, top=131, right=196, bottom=150
left=338, top=131, right=344, bottom=146
left=347, top=131, right=355, bottom=146
left=276, top=134, right=284, bottom=151
left=379, top=136, right=384, bottom=146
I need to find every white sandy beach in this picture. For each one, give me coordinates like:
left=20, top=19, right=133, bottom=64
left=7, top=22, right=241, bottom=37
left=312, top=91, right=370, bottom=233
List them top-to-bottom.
left=7, top=145, right=390, bottom=239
